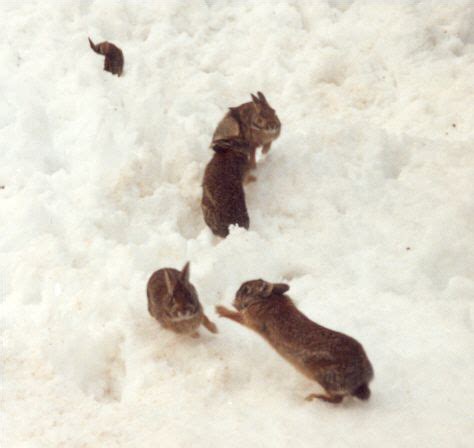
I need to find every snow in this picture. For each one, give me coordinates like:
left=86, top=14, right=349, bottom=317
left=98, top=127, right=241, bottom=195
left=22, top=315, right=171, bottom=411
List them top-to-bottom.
left=1, top=0, right=474, bottom=446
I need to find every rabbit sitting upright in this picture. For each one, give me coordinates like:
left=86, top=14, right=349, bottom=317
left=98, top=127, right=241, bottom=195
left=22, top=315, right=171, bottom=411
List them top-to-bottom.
left=212, top=92, right=281, bottom=169
left=201, top=138, right=252, bottom=238
left=147, top=262, right=217, bottom=337
left=216, top=279, right=374, bottom=403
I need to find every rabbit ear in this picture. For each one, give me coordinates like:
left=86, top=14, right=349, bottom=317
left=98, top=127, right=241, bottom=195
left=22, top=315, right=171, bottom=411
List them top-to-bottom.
left=88, top=37, right=100, bottom=54
left=257, top=91, right=268, bottom=106
left=250, top=93, right=260, bottom=104
left=180, top=262, right=190, bottom=282
left=164, top=270, right=174, bottom=294
left=259, top=281, right=274, bottom=297
left=272, top=283, right=290, bottom=295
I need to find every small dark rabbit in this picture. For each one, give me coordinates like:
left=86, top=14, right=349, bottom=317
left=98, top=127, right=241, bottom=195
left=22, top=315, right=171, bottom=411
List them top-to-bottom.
left=88, top=37, right=124, bottom=76
left=212, top=92, right=281, bottom=169
left=201, top=138, right=252, bottom=238
left=147, top=262, right=217, bottom=337
left=216, top=279, right=374, bottom=403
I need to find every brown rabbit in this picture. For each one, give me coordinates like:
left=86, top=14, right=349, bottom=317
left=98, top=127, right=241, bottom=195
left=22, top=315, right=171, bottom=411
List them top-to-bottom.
left=88, top=37, right=124, bottom=76
left=212, top=92, right=281, bottom=169
left=201, top=138, right=252, bottom=238
left=147, top=262, right=217, bottom=337
left=216, top=279, right=374, bottom=403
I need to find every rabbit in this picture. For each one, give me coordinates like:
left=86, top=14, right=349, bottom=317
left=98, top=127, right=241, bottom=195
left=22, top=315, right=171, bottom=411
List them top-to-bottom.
left=88, top=37, right=124, bottom=76
left=212, top=92, right=281, bottom=169
left=201, top=138, right=252, bottom=238
left=147, top=262, right=217, bottom=337
left=216, top=279, right=374, bottom=403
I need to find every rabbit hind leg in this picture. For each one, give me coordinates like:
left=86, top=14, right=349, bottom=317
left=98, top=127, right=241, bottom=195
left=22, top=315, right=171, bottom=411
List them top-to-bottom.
left=248, top=146, right=257, bottom=169
left=305, top=393, right=343, bottom=404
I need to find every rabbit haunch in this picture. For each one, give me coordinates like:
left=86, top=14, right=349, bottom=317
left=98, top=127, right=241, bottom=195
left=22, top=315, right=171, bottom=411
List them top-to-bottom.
left=212, top=92, right=281, bottom=168
left=147, top=262, right=217, bottom=337
left=216, top=279, right=374, bottom=403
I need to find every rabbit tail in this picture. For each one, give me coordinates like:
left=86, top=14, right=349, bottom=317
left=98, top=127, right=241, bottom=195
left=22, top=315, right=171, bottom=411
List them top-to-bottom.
left=352, top=383, right=371, bottom=401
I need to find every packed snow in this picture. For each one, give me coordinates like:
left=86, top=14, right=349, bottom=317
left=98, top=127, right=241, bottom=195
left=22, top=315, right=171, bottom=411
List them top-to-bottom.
left=1, top=1, right=474, bottom=446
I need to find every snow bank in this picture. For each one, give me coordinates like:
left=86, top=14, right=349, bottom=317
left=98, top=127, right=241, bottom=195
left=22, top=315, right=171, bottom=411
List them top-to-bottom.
left=1, top=1, right=473, bottom=447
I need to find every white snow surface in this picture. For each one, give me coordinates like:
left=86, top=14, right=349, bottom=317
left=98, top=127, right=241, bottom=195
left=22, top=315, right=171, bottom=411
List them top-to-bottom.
left=1, top=1, right=474, bottom=447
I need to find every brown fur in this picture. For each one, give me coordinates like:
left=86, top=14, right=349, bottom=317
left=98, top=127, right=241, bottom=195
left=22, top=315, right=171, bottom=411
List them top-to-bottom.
left=88, top=37, right=124, bottom=77
left=212, top=92, right=281, bottom=169
left=201, top=138, right=252, bottom=238
left=147, top=262, right=217, bottom=336
left=216, top=279, right=374, bottom=403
